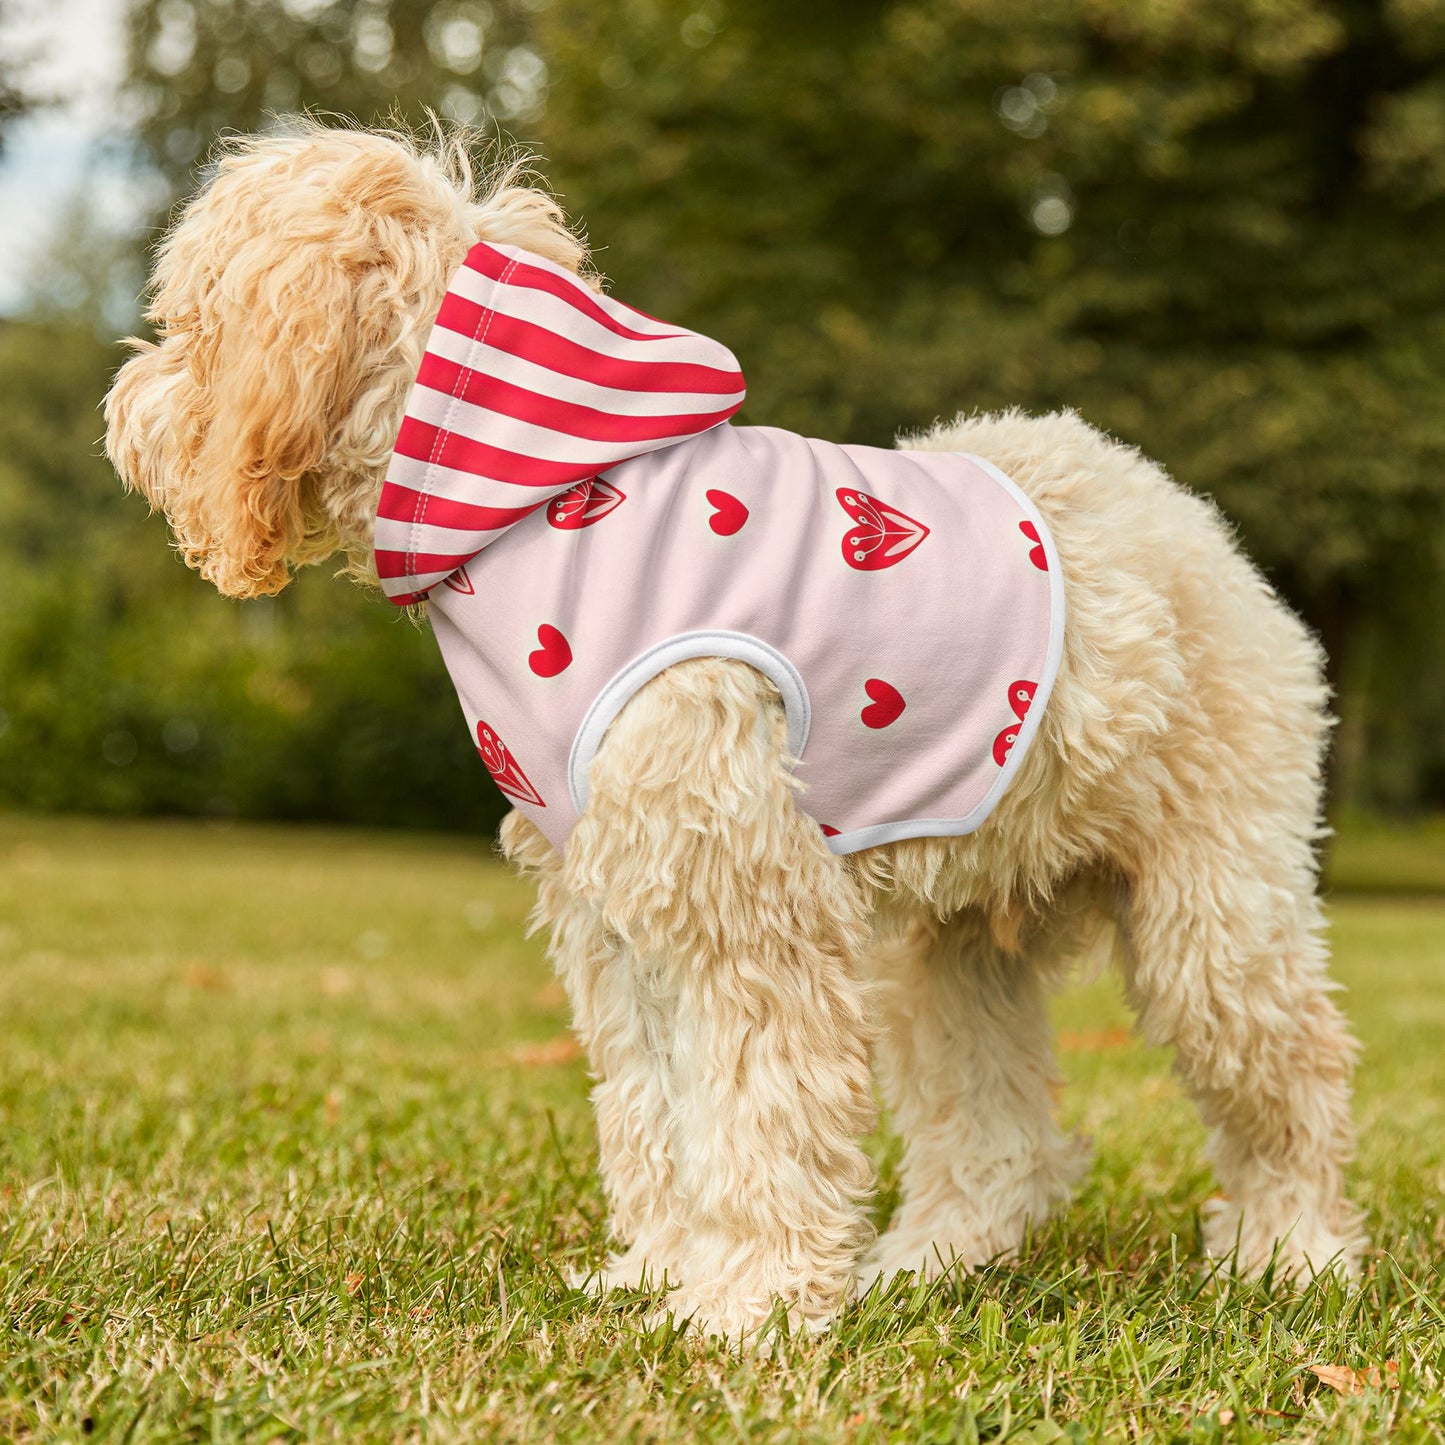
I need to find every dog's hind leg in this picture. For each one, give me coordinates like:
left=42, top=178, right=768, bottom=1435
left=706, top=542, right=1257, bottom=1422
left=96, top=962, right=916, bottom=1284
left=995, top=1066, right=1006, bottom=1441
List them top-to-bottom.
left=1107, top=577, right=1364, bottom=1279
left=1104, top=592, right=1365, bottom=1281
left=566, top=658, right=878, bottom=1342
left=1119, top=828, right=1364, bottom=1280
left=860, top=908, right=1089, bottom=1288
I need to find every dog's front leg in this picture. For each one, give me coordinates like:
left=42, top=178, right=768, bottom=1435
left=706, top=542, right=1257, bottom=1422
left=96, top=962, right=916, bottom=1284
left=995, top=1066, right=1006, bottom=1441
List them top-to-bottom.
left=567, top=658, right=878, bottom=1343
left=501, top=810, right=685, bottom=1290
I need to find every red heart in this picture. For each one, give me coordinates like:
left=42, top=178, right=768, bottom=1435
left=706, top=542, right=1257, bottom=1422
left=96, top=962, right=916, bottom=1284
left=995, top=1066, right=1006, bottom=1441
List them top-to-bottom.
left=548, top=477, right=626, bottom=530
left=706, top=489, right=749, bottom=536
left=837, top=489, right=930, bottom=570
left=1019, top=520, right=1048, bottom=571
left=442, top=563, right=474, bottom=595
left=528, top=624, right=572, bottom=678
left=861, top=678, right=905, bottom=729
left=1007, top=679, right=1037, bottom=721
left=476, top=720, right=545, bottom=806
left=992, top=723, right=1021, bottom=767
left=819, top=824, right=841, bottom=838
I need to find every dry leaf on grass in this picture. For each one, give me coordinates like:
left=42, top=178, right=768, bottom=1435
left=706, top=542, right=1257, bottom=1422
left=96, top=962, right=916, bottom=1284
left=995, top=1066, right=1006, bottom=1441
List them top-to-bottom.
left=181, top=962, right=229, bottom=992
left=320, top=967, right=353, bottom=997
left=534, top=980, right=567, bottom=1009
left=1056, top=1027, right=1133, bottom=1052
left=501, top=1037, right=584, bottom=1068
left=1309, top=1362, right=1399, bottom=1395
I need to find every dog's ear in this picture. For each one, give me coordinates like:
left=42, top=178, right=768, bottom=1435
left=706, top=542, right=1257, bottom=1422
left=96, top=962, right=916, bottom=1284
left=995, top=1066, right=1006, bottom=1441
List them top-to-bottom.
left=105, top=127, right=590, bottom=598
left=105, top=131, right=450, bottom=599
left=106, top=236, right=350, bottom=599
left=184, top=239, right=353, bottom=598
left=105, top=334, right=194, bottom=547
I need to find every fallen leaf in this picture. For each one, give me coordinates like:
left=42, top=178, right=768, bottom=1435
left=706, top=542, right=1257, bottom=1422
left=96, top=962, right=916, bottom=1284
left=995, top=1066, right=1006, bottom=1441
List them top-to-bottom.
left=181, top=962, right=229, bottom=992
left=320, top=967, right=352, bottom=997
left=534, top=980, right=567, bottom=1009
left=1057, top=1027, right=1133, bottom=1052
left=503, top=1037, right=584, bottom=1068
left=344, top=1273, right=364, bottom=1296
left=1309, top=1361, right=1399, bottom=1395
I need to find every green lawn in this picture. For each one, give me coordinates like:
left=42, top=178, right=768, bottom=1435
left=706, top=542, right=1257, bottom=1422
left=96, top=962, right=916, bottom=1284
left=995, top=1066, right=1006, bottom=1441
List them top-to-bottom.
left=1325, top=812, right=1445, bottom=897
left=2, top=813, right=1443, bottom=1443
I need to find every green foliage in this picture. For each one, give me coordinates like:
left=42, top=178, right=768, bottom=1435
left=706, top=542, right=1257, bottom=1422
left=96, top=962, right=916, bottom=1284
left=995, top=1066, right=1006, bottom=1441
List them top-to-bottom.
left=0, top=0, right=35, bottom=155
left=4, top=0, right=1445, bottom=821
left=125, top=0, right=542, bottom=191
left=534, top=0, right=1445, bottom=719
left=0, top=317, right=506, bottom=833
left=0, top=567, right=502, bottom=830
left=2, top=813, right=1444, bottom=1439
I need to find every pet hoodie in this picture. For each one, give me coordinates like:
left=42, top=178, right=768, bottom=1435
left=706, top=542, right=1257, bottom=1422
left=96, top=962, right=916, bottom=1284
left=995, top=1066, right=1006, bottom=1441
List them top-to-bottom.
left=375, top=241, right=1064, bottom=855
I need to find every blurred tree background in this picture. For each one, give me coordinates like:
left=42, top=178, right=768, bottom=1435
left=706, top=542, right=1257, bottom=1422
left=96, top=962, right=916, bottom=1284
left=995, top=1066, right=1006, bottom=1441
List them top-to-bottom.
left=1, top=0, right=1443, bottom=831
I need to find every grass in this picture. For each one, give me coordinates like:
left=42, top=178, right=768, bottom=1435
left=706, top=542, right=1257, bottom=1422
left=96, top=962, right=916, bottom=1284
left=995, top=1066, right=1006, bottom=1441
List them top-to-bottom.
left=1, top=812, right=1443, bottom=1443
left=1324, top=812, right=1445, bottom=897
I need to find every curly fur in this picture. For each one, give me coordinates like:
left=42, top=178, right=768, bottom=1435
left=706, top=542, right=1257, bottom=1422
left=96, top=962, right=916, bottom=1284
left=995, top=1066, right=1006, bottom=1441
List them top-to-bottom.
left=105, top=119, right=586, bottom=597
left=105, top=124, right=1365, bottom=1344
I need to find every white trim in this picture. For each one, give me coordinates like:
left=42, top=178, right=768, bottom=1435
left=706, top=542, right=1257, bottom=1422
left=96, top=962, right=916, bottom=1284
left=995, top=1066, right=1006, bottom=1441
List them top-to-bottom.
left=568, top=631, right=812, bottom=816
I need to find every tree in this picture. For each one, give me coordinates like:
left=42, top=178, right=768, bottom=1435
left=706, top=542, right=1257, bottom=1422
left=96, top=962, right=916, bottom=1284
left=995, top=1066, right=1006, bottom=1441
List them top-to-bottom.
left=0, top=0, right=37, bottom=153
left=51, top=0, right=1445, bottom=814
left=124, top=0, right=544, bottom=194
left=533, top=0, right=1445, bottom=807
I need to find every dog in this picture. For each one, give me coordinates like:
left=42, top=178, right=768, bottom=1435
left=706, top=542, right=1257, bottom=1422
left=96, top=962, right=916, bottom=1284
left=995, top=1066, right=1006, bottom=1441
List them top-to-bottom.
left=105, top=122, right=1365, bottom=1341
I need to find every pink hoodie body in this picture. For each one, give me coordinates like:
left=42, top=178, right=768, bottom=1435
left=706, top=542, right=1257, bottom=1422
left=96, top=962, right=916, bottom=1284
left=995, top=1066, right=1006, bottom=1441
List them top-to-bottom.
left=376, top=243, right=1064, bottom=855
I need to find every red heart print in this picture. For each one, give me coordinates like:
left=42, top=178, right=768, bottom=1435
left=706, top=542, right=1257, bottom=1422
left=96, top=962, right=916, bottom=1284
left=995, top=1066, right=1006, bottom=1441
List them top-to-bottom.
left=548, top=477, right=626, bottom=530
left=706, top=489, right=749, bottom=536
left=837, top=489, right=930, bottom=571
left=1019, top=520, right=1048, bottom=571
left=442, top=563, right=474, bottom=595
left=528, top=624, right=572, bottom=678
left=861, top=678, right=906, bottom=729
left=1007, top=679, right=1037, bottom=721
left=476, top=720, right=545, bottom=806
left=992, top=723, right=1021, bottom=768
left=819, top=824, right=841, bottom=838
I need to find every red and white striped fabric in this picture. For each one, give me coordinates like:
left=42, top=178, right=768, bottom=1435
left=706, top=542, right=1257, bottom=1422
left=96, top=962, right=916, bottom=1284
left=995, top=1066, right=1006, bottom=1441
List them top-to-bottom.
left=375, top=241, right=747, bottom=604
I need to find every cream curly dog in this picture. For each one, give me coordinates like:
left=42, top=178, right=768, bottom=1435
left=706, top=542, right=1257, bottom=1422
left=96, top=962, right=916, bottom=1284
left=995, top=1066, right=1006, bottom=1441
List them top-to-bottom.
left=105, top=124, right=1364, bottom=1341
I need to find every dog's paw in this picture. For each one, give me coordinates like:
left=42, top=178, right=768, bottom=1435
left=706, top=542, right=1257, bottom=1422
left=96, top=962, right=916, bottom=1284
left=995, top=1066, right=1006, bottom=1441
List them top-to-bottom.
left=860, top=1132, right=1092, bottom=1294
left=1202, top=1196, right=1367, bottom=1283
left=860, top=1199, right=1047, bottom=1287
left=856, top=1233, right=995, bottom=1295
left=570, top=1245, right=675, bottom=1296
left=645, top=1287, right=837, bottom=1351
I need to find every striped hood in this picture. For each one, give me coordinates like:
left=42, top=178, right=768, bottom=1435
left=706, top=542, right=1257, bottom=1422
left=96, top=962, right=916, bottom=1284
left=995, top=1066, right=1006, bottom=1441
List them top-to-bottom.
left=374, top=242, right=747, bottom=604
